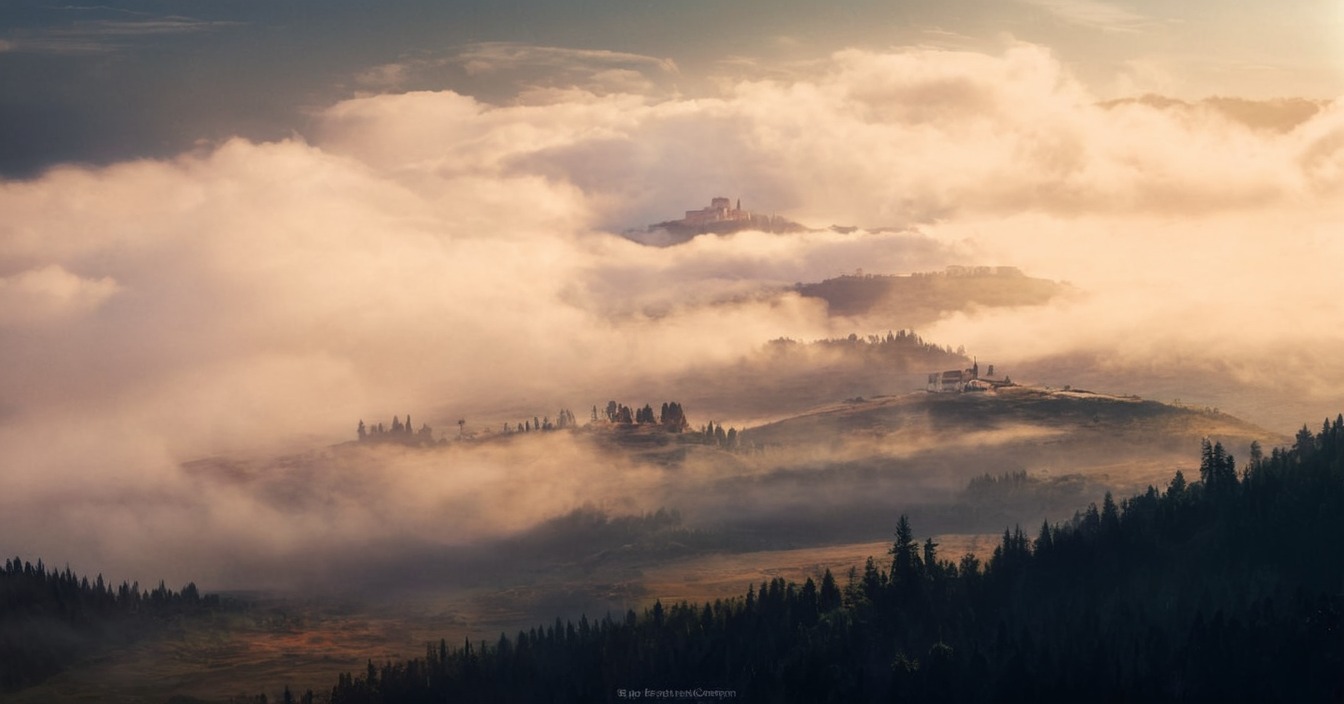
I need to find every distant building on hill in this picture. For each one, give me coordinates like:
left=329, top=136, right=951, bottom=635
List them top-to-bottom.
left=633, top=196, right=804, bottom=246
left=681, top=196, right=750, bottom=225
left=927, top=359, right=1011, bottom=393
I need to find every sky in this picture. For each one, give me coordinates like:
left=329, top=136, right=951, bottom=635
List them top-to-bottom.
left=2, top=0, right=1340, bottom=175
left=0, top=1, right=1342, bottom=586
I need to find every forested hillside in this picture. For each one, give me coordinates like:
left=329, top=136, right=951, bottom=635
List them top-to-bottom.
left=794, top=267, right=1067, bottom=325
left=322, top=416, right=1343, bottom=703
left=0, top=560, right=222, bottom=691
left=0, top=561, right=225, bottom=693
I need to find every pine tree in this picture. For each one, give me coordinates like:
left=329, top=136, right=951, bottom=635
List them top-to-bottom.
left=890, top=514, right=919, bottom=585
left=819, top=569, right=842, bottom=612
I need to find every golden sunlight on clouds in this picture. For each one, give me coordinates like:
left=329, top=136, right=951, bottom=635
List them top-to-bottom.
left=0, top=43, right=1340, bottom=586
left=0, top=265, right=119, bottom=325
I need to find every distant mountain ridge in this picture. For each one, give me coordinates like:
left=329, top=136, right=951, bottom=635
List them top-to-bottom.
left=796, top=266, right=1070, bottom=323
left=744, top=384, right=1273, bottom=450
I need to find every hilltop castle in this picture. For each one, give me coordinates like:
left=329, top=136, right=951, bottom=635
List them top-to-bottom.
left=634, top=196, right=804, bottom=246
left=680, top=197, right=752, bottom=226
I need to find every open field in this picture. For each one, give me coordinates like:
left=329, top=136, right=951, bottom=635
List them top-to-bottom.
left=641, top=534, right=1000, bottom=606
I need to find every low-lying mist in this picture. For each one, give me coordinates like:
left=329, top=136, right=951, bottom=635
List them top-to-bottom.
left=2, top=42, right=1339, bottom=596
left=13, top=382, right=1272, bottom=600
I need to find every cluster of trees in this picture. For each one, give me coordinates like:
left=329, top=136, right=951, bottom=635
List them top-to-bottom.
left=917, top=265, right=1025, bottom=278
left=794, top=266, right=1061, bottom=322
left=769, top=328, right=969, bottom=362
left=594, top=399, right=748, bottom=448
left=600, top=401, right=689, bottom=432
left=356, top=402, right=702, bottom=441
left=503, top=409, right=578, bottom=434
left=358, top=415, right=435, bottom=444
left=320, top=416, right=1342, bottom=703
left=697, top=421, right=744, bottom=450
left=954, top=469, right=1093, bottom=531
left=964, top=469, right=1032, bottom=496
left=505, top=507, right=703, bottom=556
left=1, top=559, right=221, bottom=691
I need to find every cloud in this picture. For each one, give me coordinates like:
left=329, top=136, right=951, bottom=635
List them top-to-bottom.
left=1021, top=0, right=1156, bottom=33
left=55, top=5, right=156, bottom=17
left=0, top=14, right=238, bottom=54
left=0, top=36, right=110, bottom=55
left=443, top=42, right=683, bottom=99
left=458, top=42, right=679, bottom=77
left=0, top=43, right=1340, bottom=588
left=345, top=44, right=681, bottom=104
left=354, top=62, right=412, bottom=91
left=1101, top=95, right=1329, bottom=133
left=0, top=265, right=119, bottom=326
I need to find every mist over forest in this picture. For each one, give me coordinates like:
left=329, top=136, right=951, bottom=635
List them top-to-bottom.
left=2, top=2, right=1342, bottom=697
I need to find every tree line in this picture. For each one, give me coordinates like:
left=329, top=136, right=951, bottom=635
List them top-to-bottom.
left=769, top=328, right=962, bottom=356
left=597, top=400, right=751, bottom=451
left=599, top=400, right=688, bottom=431
left=355, top=402, right=706, bottom=442
left=502, top=409, right=580, bottom=434
left=358, top=414, right=435, bottom=445
left=319, top=415, right=1343, bottom=703
left=1, top=558, right=223, bottom=691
